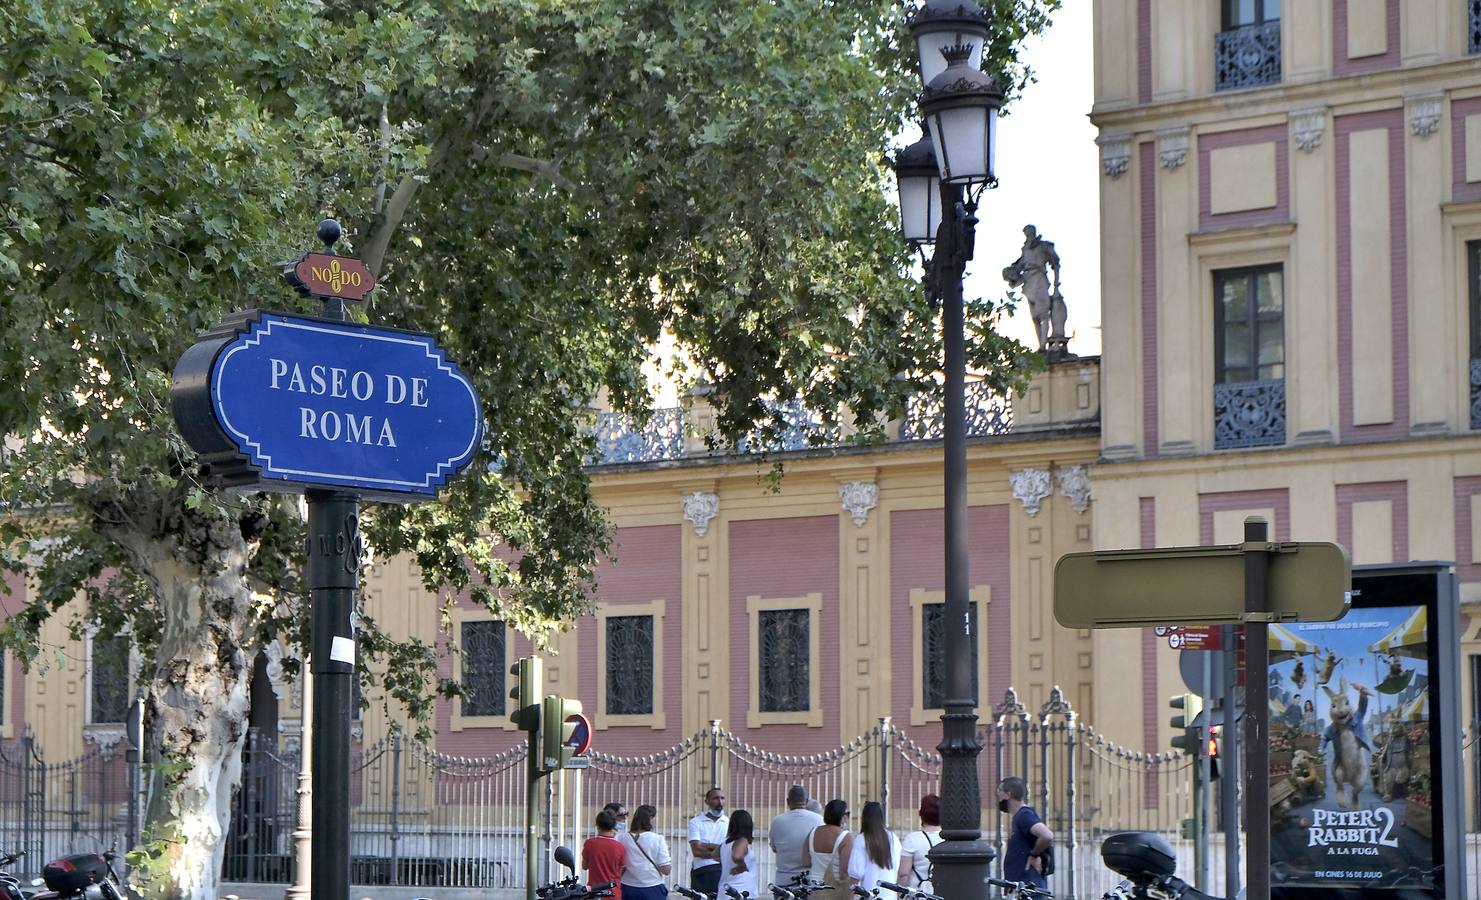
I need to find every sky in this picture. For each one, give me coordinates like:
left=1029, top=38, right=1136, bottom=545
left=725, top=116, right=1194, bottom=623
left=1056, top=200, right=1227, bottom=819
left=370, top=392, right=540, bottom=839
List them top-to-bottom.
left=966, top=1, right=1101, bottom=358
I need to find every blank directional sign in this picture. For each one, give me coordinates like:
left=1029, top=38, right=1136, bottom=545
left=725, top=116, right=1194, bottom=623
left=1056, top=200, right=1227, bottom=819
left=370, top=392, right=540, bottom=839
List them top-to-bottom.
left=1054, top=542, right=1350, bottom=629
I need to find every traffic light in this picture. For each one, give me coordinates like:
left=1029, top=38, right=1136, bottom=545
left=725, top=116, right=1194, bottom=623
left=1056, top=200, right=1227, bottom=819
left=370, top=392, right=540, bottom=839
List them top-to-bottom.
left=509, top=656, right=542, bottom=730
left=1168, top=693, right=1204, bottom=756
left=541, top=695, right=584, bottom=772
left=1208, top=725, right=1221, bottom=780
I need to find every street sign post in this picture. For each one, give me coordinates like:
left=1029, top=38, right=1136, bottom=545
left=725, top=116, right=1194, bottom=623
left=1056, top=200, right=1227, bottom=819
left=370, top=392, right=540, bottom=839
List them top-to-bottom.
left=170, top=220, right=483, bottom=900
left=1054, top=520, right=1352, bottom=900
left=1053, top=540, right=1351, bottom=628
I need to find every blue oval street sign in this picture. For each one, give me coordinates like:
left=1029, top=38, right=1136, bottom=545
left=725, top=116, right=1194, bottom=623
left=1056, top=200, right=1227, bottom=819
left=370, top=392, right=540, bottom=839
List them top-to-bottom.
left=173, top=309, right=482, bottom=500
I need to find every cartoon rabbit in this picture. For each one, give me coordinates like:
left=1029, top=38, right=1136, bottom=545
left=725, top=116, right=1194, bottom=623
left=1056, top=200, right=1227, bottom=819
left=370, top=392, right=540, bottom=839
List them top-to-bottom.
left=1321, top=679, right=1373, bottom=810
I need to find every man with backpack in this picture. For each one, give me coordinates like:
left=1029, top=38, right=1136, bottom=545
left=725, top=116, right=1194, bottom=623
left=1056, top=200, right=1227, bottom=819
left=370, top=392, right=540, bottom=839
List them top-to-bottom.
left=998, top=777, right=1053, bottom=890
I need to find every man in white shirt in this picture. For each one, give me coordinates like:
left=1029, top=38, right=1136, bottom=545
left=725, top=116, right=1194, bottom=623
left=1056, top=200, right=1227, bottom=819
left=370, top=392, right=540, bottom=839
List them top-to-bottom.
left=768, top=784, right=824, bottom=887
left=688, top=786, right=729, bottom=895
left=896, top=794, right=941, bottom=895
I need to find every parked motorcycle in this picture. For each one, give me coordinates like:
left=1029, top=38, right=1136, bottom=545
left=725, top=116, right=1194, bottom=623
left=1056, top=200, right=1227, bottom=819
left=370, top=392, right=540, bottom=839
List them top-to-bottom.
left=1100, top=832, right=1221, bottom=900
left=28, top=842, right=125, bottom=900
left=533, top=846, right=616, bottom=900
left=0, top=850, right=27, bottom=900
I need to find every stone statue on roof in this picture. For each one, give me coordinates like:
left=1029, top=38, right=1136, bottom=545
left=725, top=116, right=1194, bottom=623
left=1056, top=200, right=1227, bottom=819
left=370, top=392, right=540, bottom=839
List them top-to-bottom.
left=1002, top=224, right=1069, bottom=356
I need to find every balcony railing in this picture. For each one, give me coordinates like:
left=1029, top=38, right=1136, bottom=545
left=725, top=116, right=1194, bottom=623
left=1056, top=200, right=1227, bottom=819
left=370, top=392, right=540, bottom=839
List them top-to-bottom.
left=1471, top=1, right=1481, bottom=54
left=1215, top=21, right=1281, bottom=92
left=1471, top=359, right=1481, bottom=430
left=1214, top=378, right=1286, bottom=450
left=587, top=384, right=1016, bottom=466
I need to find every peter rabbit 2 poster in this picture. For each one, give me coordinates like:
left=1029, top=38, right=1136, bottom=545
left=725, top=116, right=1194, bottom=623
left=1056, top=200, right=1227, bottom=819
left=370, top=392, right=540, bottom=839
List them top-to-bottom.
left=1266, top=604, right=1434, bottom=891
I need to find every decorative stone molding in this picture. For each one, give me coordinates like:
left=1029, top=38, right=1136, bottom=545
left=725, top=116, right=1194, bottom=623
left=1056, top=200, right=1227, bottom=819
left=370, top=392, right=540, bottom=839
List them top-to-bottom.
left=1408, top=93, right=1443, bottom=138
left=1290, top=107, right=1326, bottom=154
left=1157, top=128, right=1190, bottom=170
left=1096, top=134, right=1132, bottom=178
left=1056, top=465, right=1092, bottom=515
left=1010, top=467, right=1053, bottom=517
left=837, top=481, right=879, bottom=527
left=681, top=491, right=719, bottom=537
left=262, top=640, right=288, bottom=702
left=84, top=725, right=127, bottom=761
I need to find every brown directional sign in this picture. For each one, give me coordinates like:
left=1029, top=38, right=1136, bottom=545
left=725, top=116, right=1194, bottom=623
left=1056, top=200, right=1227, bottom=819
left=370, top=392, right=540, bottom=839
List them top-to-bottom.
left=287, top=253, right=376, bottom=301
left=1053, top=541, right=1350, bottom=629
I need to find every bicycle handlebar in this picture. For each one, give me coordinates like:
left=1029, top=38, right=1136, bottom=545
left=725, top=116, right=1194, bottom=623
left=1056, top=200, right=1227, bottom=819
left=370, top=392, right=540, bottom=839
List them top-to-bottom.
left=987, top=878, right=1052, bottom=898
left=876, top=883, right=939, bottom=900
left=673, top=888, right=709, bottom=900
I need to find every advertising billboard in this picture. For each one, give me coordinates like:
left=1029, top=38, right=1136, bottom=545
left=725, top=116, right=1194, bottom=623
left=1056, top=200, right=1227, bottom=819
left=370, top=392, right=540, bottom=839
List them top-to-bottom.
left=1268, top=565, right=1462, bottom=898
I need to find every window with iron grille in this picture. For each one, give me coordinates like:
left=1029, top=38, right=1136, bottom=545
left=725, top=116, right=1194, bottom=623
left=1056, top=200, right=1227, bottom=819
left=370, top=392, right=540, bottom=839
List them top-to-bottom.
left=1216, top=0, right=1281, bottom=91
left=1470, top=0, right=1481, bottom=54
left=1213, top=266, right=1286, bottom=449
left=1215, top=266, right=1284, bottom=384
left=923, top=602, right=979, bottom=709
left=758, top=609, right=810, bottom=712
left=605, top=615, right=654, bottom=716
left=460, top=619, right=506, bottom=717
left=90, top=633, right=130, bottom=724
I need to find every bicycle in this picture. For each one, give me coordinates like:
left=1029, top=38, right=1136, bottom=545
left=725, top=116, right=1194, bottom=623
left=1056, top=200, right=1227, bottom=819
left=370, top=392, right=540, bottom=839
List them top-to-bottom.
left=532, top=846, right=618, bottom=900
left=987, top=876, right=1053, bottom=899
left=879, top=879, right=942, bottom=900
left=673, top=887, right=711, bottom=900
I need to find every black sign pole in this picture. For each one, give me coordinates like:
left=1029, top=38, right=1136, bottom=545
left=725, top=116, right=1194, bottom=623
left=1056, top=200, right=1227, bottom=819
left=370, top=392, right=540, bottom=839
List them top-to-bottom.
left=307, top=219, right=358, bottom=900
left=1244, top=517, right=1271, bottom=900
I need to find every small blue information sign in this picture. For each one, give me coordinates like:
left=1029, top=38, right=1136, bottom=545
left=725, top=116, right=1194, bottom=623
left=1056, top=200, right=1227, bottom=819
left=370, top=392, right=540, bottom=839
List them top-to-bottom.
left=172, top=309, right=482, bottom=500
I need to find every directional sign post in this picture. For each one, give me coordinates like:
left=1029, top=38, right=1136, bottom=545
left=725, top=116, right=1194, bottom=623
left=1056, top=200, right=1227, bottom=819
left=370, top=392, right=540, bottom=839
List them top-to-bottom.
left=171, top=220, right=482, bottom=900
left=1054, top=520, right=1351, bottom=900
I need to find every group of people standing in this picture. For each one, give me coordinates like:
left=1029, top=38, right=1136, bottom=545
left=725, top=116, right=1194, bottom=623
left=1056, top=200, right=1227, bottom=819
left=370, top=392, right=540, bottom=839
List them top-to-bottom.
left=581, top=779, right=1052, bottom=900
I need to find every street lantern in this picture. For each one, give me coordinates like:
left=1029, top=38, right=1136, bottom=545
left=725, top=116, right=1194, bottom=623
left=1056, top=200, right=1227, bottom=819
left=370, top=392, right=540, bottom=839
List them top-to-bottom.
left=906, top=0, right=990, bottom=87
left=919, top=45, right=1002, bottom=185
left=889, top=132, right=942, bottom=245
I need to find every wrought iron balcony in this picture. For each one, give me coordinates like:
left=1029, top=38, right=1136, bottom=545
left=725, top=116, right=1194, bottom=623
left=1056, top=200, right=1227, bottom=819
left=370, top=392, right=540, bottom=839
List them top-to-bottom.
left=1472, top=1, right=1481, bottom=54
left=1215, top=21, right=1281, bottom=92
left=1471, top=359, right=1481, bottom=430
left=1214, top=378, right=1286, bottom=450
left=899, top=380, right=1013, bottom=441
left=586, top=382, right=1017, bottom=465
left=591, top=407, right=685, bottom=464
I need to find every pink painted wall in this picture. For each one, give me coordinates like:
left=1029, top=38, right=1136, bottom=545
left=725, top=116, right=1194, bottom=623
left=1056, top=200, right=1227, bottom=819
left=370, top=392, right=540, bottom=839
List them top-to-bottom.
left=1332, top=0, right=1401, bottom=76
left=1451, top=98, right=1481, bottom=204
left=1335, top=108, right=1410, bottom=443
left=1198, top=125, right=1290, bottom=231
left=1141, top=142, right=1159, bottom=456
left=1454, top=476, right=1481, bottom=584
left=1335, top=480, right=1409, bottom=562
left=1198, top=488, right=1292, bottom=543
left=1139, top=497, right=1159, bottom=767
left=887, top=505, right=1012, bottom=747
left=728, top=516, right=840, bottom=750
left=575, top=524, right=683, bottom=753
left=435, top=544, right=536, bottom=758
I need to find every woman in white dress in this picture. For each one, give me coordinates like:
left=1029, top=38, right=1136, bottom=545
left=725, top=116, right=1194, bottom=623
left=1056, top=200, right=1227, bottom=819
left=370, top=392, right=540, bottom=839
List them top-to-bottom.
left=800, top=800, right=852, bottom=900
left=846, top=802, right=901, bottom=893
left=620, top=805, right=673, bottom=900
left=716, top=809, right=758, bottom=900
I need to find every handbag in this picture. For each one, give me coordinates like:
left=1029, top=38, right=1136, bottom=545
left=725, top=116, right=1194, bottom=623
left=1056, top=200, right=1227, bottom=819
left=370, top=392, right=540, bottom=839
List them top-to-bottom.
left=631, top=832, right=669, bottom=886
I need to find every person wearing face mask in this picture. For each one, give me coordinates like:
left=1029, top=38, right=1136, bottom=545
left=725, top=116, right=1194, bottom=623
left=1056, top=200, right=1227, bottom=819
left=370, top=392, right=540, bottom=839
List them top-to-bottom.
left=998, top=777, right=1052, bottom=891
left=687, top=786, right=729, bottom=896
left=605, top=802, right=630, bottom=833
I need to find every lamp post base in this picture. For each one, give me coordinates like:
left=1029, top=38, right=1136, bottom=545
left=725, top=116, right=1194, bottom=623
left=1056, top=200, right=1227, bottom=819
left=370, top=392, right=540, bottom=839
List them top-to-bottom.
left=928, top=838, right=996, bottom=900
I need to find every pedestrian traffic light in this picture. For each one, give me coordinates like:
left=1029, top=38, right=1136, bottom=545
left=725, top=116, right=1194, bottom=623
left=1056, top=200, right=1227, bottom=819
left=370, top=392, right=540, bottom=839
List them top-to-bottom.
left=509, top=656, right=542, bottom=731
left=1168, top=693, right=1204, bottom=756
left=541, top=695, right=585, bottom=772
left=1208, top=725, right=1221, bottom=780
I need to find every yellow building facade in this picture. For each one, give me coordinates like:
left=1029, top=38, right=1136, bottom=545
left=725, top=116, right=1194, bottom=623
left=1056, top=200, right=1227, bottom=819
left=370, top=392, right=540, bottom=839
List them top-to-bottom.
left=1090, top=0, right=1481, bottom=754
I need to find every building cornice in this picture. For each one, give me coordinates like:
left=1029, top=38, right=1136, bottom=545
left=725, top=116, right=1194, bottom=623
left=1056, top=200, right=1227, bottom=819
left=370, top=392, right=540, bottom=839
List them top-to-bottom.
left=1090, top=56, right=1481, bottom=134
left=1093, top=432, right=1481, bottom=482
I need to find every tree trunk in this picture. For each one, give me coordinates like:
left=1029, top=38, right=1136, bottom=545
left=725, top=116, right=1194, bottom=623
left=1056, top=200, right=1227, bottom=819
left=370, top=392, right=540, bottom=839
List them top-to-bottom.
left=104, top=504, right=263, bottom=900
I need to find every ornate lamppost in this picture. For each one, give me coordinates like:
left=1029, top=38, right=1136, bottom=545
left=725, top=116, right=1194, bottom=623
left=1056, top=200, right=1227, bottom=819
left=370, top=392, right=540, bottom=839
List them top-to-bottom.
left=888, top=3, right=1003, bottom=898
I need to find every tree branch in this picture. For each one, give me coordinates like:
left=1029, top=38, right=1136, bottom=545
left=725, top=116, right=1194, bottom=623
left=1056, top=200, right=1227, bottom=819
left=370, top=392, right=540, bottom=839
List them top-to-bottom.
left=361, top=134, right=451, bottom=279
left=488, top=152, right=579, bottom=193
